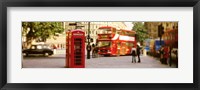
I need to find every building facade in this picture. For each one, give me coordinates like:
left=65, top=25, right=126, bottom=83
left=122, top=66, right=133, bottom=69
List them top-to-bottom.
left=64, top=22, right=127, bottom=45
left=144, top=22, right=178, bottom=39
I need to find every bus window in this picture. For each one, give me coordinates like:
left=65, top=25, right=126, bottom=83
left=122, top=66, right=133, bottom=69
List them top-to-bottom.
left=98, top=29, right=112, bottom=34
left=112, top=29, right=116, bottom=34
left=121, top=30, right=135, bottom=37
left=107, top=31, right=112, bottom=33
left=116, top=31, right=121, bottom=34
left=121, top=31, right=125, bottom=35
left=128, top=32, right=135, bottom=37
left=98, top=41, right=112, bottom=47
left=126, top=42, right=134, bottom=47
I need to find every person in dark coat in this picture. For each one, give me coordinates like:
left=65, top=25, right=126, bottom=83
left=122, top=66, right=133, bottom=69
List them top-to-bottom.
left=92, top=44, right=95, bottom=58
left=94, top=44, right=99, bottom=58
left=137, top=45, right=141, bottom=63
left=160, top=45, right=164, bottom=64
left=163, top=45, right=170, bottom=64
left=131, top=48, right=137, bottom=63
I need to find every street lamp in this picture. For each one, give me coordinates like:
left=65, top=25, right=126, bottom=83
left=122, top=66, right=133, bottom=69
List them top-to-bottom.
left=87, top=22, right=91, bottom=59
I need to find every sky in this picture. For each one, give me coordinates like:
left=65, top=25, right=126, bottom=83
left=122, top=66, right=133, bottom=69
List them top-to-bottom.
left=124, top=22, right=133, bottom=30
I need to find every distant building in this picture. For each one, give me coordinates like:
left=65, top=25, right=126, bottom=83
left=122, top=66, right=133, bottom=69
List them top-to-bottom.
left=64, top=22, right=127, bottom=44
left=144, top=22, right=178, bottom=39
left=45, top=34, right=66, bottom=49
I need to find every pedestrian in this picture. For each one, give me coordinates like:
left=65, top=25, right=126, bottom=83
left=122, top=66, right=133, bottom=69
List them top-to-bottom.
left=53, top=44, right=57, bottom=54
left=86, top=44, right=92, bottom=59
left=92, top=44, right=95, bottom=58
left=94, top=44, right=99, bottom=58
left=137, top=44, right=141, bottom=63
left=160, top=45, right=164, bottom=64
left=163, top=45, right=170, bottom=64
left=168, top=46, right=172, bottom=66
left=131, top=48, right=137, bottom=63
left=175, top=50, right=178, bottom=68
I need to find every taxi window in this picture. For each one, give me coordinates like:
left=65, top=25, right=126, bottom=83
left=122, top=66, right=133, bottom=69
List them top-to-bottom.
left=31, top=45, right=36, bottom=49
left=37, top=45, right=42, bottom=49
left=43, top=45, right=51, bottom=49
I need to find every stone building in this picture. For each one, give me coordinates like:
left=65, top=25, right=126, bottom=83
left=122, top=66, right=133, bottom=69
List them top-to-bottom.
left=64, top=22, right=127, bottom=44
left=144, top=22, right=178, bottom=39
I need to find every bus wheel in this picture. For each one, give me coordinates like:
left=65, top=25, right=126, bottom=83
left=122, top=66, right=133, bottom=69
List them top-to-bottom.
left=24, top=53, right=29, bottom=57
left=104, top=55, right=110, bottom=57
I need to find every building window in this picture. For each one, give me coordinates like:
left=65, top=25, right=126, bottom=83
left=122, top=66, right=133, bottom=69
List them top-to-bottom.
left=166, top=23, right=169, bottom=27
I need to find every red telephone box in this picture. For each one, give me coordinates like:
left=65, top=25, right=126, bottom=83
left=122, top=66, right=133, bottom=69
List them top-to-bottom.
left=66, top=29, right=85, bottom=68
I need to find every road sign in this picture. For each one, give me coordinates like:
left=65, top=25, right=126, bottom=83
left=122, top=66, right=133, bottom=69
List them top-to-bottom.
left=69, top=23, right=77, bottom=26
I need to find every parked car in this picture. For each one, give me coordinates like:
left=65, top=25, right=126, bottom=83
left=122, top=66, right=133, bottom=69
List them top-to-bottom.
left=22, top=44, right=54, bottom=57
left=170, top=48, right=178, bottom=67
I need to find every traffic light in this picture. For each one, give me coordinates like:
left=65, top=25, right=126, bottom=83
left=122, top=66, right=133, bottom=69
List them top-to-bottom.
left=69, top=23, right=77, bottom=26
left=158, top=24, right=164, bottom=37
left=161, top=25, right=164, bottom=35
left=90, top=38, right=93, bottom=43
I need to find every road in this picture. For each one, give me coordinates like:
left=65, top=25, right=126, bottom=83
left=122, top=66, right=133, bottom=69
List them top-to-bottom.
left=22, top=50, right=176, bottom=68
left=22, top=50, right=66, bottom=68
left=86, top=55, right=176, bottom=68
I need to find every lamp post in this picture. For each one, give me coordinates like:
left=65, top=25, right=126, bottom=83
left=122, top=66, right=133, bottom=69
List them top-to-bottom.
left=87, top=22, right=91, bottom=59
left=158, top=24, right=164, bottom=46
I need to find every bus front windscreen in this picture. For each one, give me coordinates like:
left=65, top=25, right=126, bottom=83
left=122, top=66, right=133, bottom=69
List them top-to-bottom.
left=98, top=41, right=112, bottom=48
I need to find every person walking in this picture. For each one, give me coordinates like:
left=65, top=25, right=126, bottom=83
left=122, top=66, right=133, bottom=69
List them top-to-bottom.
left=53, top=44, right=57, bottom=54
left=92, top=44, right=95, bottom=58
left=94, top=44, right=99, bottom=58
left=137, top=44, right=141, bottom=63
left=160, top=45, right=164, bottom=64
left=163, top=45, right=170, bottom=64
left=168, top=46, right=172, bottom=66
left=131, top=48, right=137, bottom=63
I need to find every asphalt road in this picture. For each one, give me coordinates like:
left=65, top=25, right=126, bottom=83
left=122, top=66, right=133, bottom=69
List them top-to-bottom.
left=22, top=50, right=176, bottom=68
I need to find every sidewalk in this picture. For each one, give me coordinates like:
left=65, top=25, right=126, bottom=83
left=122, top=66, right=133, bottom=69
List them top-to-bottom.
left=54, top=49, right=66, bottom=55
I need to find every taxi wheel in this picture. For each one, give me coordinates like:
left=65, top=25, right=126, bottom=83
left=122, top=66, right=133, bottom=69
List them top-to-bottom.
left=43, top=52, right=49, bottom=56
left=25, top=53, right=29, bottom=57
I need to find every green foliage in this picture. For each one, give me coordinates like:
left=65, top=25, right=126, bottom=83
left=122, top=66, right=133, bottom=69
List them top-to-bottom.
left=22, top=22, right=64, bottom=42
left=132, top=22, right=149, bottom=43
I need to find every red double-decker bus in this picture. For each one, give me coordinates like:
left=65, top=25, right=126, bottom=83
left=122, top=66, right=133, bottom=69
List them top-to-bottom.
left=97, top=26, right=137, bottom=56
left=119, top=29, right=137, bottom=55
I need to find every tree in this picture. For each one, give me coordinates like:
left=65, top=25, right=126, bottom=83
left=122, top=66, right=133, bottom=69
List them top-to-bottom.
left=22, top=22, right=64, bottom=48
left=132, top=22, right=149, bottom=45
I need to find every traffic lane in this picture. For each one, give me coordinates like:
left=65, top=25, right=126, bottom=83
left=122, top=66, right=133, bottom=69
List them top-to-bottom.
left=22, top=54, right=65, bottom=68
left=22, top=54, right=175, bottom=68
left=23, top=54, right=65, bottom=59
left=86, top=55, right=176, bottom=68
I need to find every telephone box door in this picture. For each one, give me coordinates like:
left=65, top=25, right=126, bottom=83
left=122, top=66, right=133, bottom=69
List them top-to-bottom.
left=67, top=30, right=85, bottom=68
left=73, top=38, right=85, bottom=67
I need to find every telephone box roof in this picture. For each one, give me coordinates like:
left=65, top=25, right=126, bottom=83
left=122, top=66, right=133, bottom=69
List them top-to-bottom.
left=70, top=29, right=85, bottom=32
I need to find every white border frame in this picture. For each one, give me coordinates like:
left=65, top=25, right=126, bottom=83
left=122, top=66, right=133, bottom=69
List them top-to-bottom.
left=7, top=7, right=193, bottom=83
